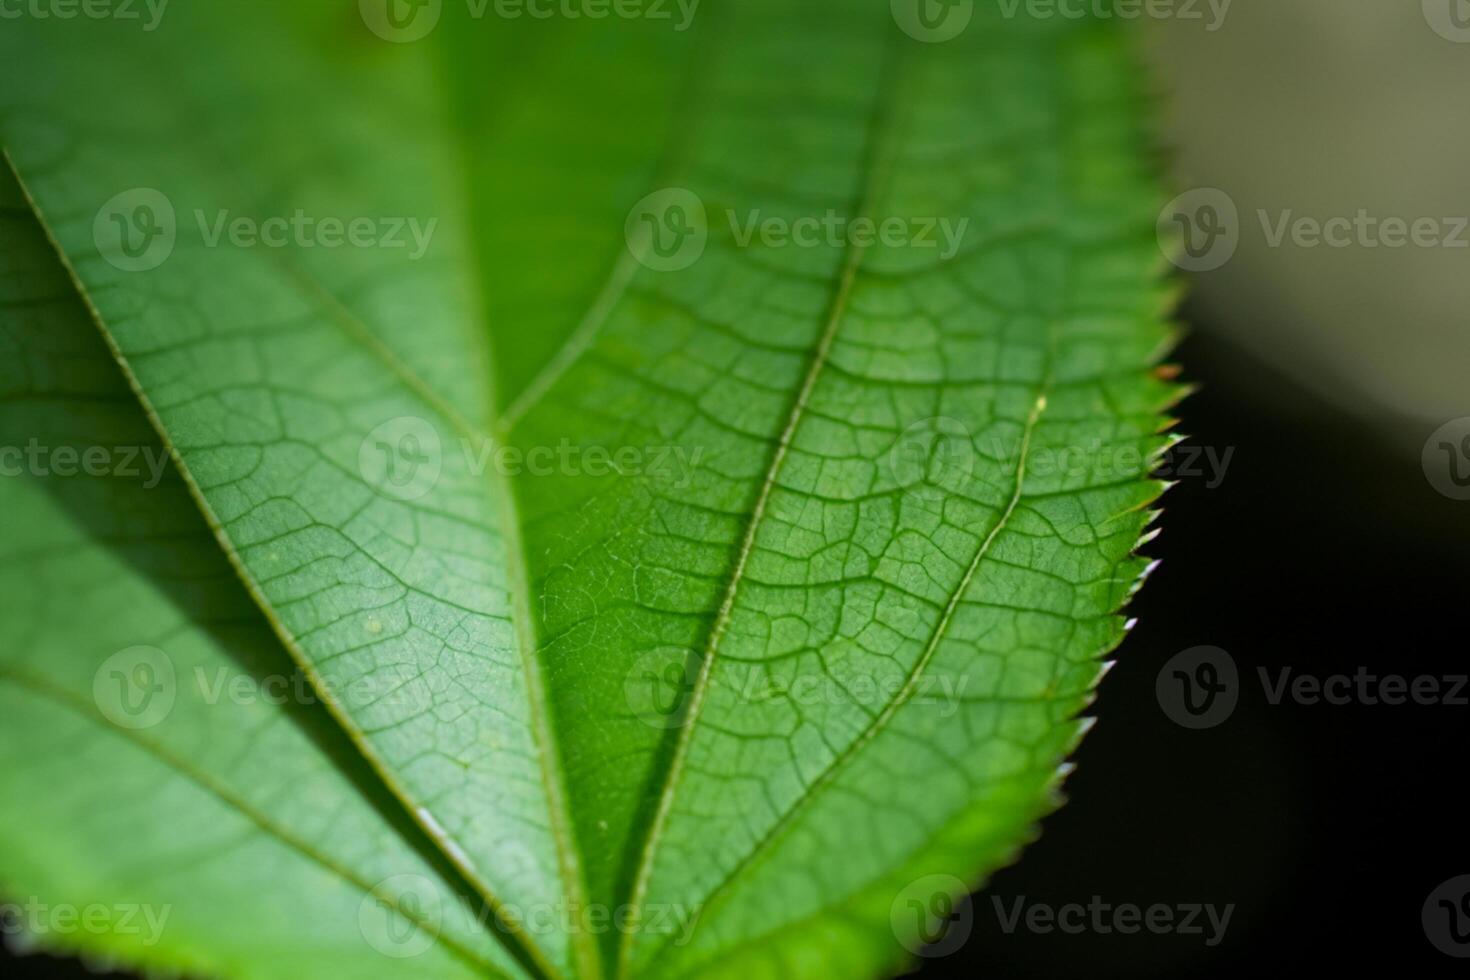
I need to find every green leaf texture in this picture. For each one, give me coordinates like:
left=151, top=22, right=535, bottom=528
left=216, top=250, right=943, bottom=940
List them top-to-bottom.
left=0, top=1, right=1178, bottom=978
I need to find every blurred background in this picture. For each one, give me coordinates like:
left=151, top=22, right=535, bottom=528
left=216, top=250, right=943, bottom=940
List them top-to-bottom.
left=5, top=0, right=1467, bottom=977
left=1150, top=0, right=1470, bottom=445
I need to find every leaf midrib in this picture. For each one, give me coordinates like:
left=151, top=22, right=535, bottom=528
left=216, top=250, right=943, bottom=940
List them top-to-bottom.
left=612, top=32, right=912, bottom=979
left=635, top=44, right=1092, bottom=968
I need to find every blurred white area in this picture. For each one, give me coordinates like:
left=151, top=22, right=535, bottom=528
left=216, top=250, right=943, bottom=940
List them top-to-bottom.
left=1148, top=0, right=1470, bottom=439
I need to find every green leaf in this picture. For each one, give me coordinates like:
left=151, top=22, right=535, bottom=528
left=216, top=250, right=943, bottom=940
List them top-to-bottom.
left=0, top=1, right=1178, bottom=978
left=0, top=170, right=525, bottom=980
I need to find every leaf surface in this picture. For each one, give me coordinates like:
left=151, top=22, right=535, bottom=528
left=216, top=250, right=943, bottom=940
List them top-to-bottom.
left=0, top=2, right=1176, bottom=978
left=0, top=169, right=525, bottom=980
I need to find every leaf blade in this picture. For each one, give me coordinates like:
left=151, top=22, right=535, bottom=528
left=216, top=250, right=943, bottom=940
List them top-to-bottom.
left=0, top=3, right=1177, bottom=978
left=1, top=5, right=595, bottom=973
left=0, top=167, right=527, bottom=980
